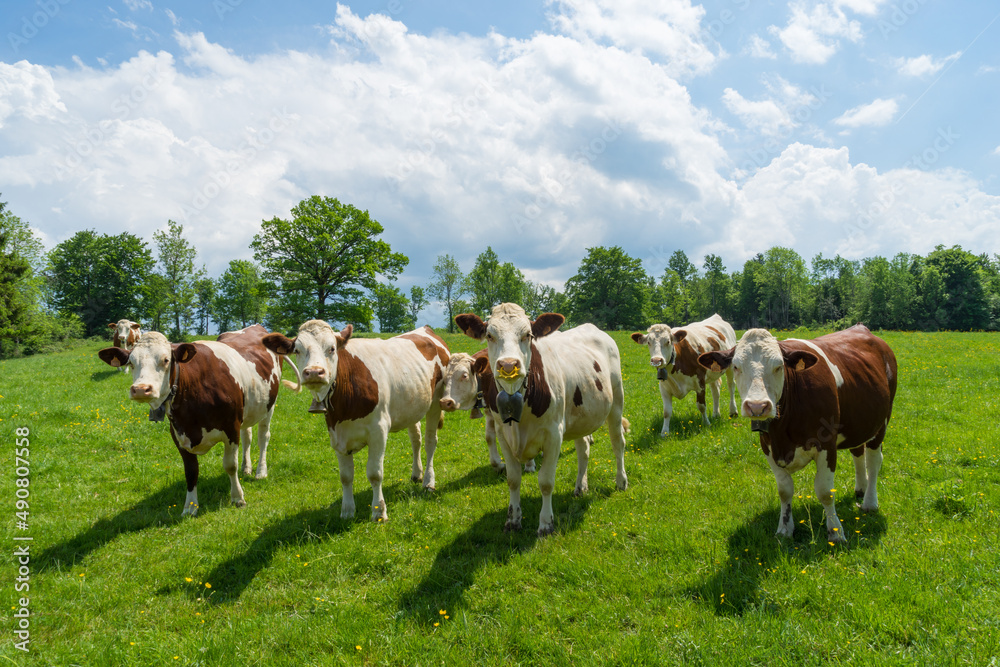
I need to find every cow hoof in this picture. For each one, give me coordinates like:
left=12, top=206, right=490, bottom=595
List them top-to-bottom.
left=659, top=431, right=669, bottom=438
left=490, top=461, right=504, bottom=473
left=524, top=461, right=537, bottom=474
left=241, top=467, right=253, bottom=477
left=255, top=470, right=268, bottom=480
left=410, top=474, right=423, bottom=484
left=616, top=476, right=628, bottom=492
left=423, top=483, right=436, bottom=492
left=574, top=484, right=588, bottom=497
left=232, top=499, right=247, bottom=508
left=860, top=502, right=878, bottom=512
left=181, top=505, right=199, bottom=518
left=340, top=506, right=356, bottom=520
left=371, top=513, right=388, bottom=523
left=503, top=520, right=522, bottom=533
left=537, top=524, right=554, bottom=537
left=774, top=528, right=794, bottom=539
left=827, top=531, right=847, bottom=544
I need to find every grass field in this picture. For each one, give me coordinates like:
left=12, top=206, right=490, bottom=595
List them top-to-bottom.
left=1, top=328, right=999, bottom=665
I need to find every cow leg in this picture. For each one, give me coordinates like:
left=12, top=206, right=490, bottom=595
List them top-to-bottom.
left=726, top=368, right=738, bottom=418
left=710, top=378, right=722, bottom=420
left=658, top=382, right=673, bottom=436
left=696, top=384, right=710, bottom=427
left=422, top=405, right=442, bottom=491
left=254, top=409, right=272, bottom=479
left=484, top=413, right=504, bottom=472
left=608, top=415, right=629, bottom=492
left=408, top=422, right=423, bottom=484
left=239, top=427, right=253, bottom=477
left=536, top=433, right=562, bottom=537
left=499, top=435, right=522, bottom=532
left=574, top=436, right=591, bottom=496
left=223, top=440, right=247, bottom=508
left=367, top=440, right=388, bottom=523
left=861, top=441, right=883, bottom=512
left=850, top=445, right=866, bottom=502
left=178, top=446, right=200, bottom=517
left=815, top=449, right=845, bottom=544
left=335, top=450, right=356, bottom=519
left=768, top=456, right=795, bottom=538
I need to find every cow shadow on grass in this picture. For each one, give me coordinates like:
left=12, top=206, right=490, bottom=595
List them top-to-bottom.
left=90, top=369, right=121, bottom=381
left=630, top=413, right=731, bottom=453
left=434, top=461, right=538, bottom=495
left=35, top=474, right=236, bottom=571
left=396, top=491, right=594, bottom=625
left=686, top=498, right=887, bottom=617
left=183, top=500, right=362, bottom=605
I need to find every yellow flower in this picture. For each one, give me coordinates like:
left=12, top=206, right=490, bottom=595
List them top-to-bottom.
left=185, top=577, right=193, bottom=582
left=204, top=583, right=212, bottom=588
left=439, top=610, right=446, bottom=615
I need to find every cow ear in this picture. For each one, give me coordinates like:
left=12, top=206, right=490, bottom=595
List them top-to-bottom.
left=455, top=313, right=487, bottom=340
left=531, top=313, right=565, bottom=338
left=131, top=322, right=141, bottom=330
left=108, top=323, right=117, bottom=329
left=337, top=324, right=353, bottom=348
left=673, top=329, right=688, bottom=343
left=630, top=332, right=645, bottom=344
left=262, top=333, right=296, bottom=355
left=173, top=343, right=198, bottom=364
left=98, top=347, right=130, bottom=368
left=698, top=348, right=734, bottom=373
left=783, top=349, right=818, bottom=372
left=472, top=355, right=491, bottom=375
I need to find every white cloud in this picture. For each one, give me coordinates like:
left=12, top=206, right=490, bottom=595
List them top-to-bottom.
left=124, top=0, right=153, bottom=10
left=547, top=0, right=717, bottom=77
left=770, top=1, right=878, bottom=64
left=165, top=8, right=179, bottom=26
left=745, top=34, right=776, bottom=59
left=893, top=52, right=961, bottom=77
left=0, top=61, right=67, bottom=128
left=722, top=77, right=818, bottom=136
left=834, top=98, right=898, bottom=128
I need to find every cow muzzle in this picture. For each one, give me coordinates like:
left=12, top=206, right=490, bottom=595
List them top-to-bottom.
left=130, top=384, right=155, bottom=402
left=440, top=397, right=458, bottom=412
left=744, top=400, right=774, bottom=418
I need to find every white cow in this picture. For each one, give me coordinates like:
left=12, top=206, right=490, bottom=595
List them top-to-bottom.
left=457, top=304, right=628, bottom=536
left=631, top=313, right=738, bottom=435
left=262, top=322, right=449, bottom=522
left=439, top=350, right=536, bottom=474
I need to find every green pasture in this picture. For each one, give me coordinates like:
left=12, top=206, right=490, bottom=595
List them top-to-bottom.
left=1, top=329, right=998, bottom=665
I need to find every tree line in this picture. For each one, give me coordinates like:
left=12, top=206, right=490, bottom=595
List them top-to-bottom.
left=2, top=193, right=999, bottom=358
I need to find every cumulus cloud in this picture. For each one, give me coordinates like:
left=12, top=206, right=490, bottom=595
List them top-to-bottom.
left=124, top=0, right=153, bottom=11
left=769, top=0, right=887, bottom=64
left=745, top=34, right=776, bottom=59
left=893, top=52, right=961, bottom=77
left=722, top=77, right=818, bottom=136
left=834, top=98, right=898, bottom=128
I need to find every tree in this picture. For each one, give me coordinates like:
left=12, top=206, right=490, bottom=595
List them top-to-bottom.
left=251, top=196, right=407, bottom=331
left=153, top=220, right=200, bottom=339
left=47, top=230, right=153, bottom=336
left=924, top=245, right=990, bottom=330
left=565, top=246, right=649, bottom=330
left=464, top=247, right=526, bottom=316
left=757, top=247, right=807, bottom=328
left=668, top=250, right=697, bottom=285
left=695, top=253, right=730, bottom=318
left=428, top=254, right=465, bottom=333
left=735, top=255, right=764, bottom=329
left=214, top=260, right=267, bottom=332
left=193, top=276, right=216, bottom=335
left=521, top=281, right=559, bottom=319
left=371, top=282, right=410, bottom=333
left=407, top=285, right=428, bottom=329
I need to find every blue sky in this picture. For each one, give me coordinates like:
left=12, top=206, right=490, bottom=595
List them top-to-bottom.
left=2, top=0, right=999, bottom=325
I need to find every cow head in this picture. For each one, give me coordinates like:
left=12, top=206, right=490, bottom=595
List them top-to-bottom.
left=456, top=304, right=563, bottom=395
left=109, top=319, right=142, bottom=348
left=261, top=320, right=352, bottom=404
left=630, top=324, right=685, bottom=370
left=697, top=328, right=817, bottom=419
left=98, top=331, right=197, bottom=407
left=439, top=352, right=491, bottom=413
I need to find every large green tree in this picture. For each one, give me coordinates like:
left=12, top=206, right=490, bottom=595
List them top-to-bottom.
left=251, top=196, right=407, bottom=331
left=153, top=220, right=201, bottom=339
left=48, top=230, right=154, bottom=336
left=924, top=245, right=990, bottom=330
left=565, top=246, right=649, bottom=330
left=757, top=246, right=807, bottom=328
left=464, top=247, right=525, bottom=316
left=427, top=254, right=465, bottom=333
left=193, top=275, right=216, bottom=335
left=371, top=282, right=410, bottom=333
left=407, top=285, right=428, bottom=329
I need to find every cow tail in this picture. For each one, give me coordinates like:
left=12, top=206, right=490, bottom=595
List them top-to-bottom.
left=280, top=355, right=303, bottom=392
left=438, top=412, right=445, bottom=430
left=621, top=417, right=631, bottom=434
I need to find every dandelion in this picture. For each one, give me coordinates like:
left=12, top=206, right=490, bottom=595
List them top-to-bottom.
left=185, top=577, right=193, bottom=582
left=205, top=583, right=212, bottom=589
left=439, top=610, right=446, bottom=615
left=356, top=646, right=362, bottom=651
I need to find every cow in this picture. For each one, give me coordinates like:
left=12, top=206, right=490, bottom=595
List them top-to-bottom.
left=456, top=304, right=629, bottom=537
left=631, top=313, right=738, bottom=436
left=108, top=320, right=142, bottom=372
left=261, top=322, right=449, bottom=522
left=98, top=325, right=287, bottom=516
left=698, top=325, right=897, bottom=544
left=439, top=350, right=536, bottom=474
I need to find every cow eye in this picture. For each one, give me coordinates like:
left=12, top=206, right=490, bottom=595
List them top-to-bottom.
left=486, top=333, right=495, bottom=342
left=521, top=333, right=530, bottom=342
left=732, top=365, right=740, bottom=373
left=773, top=366, right=782, bottom=374
left=461, top=372, right=469, bottom=380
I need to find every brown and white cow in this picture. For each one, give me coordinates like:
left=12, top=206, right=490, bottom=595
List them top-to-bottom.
left=457, top=304, right=628, bottom=537
left=631, top=313, right=738, bottom=436
left=108, top=320, right=142, bottom=372
left=262, top=322, right=449, bottom=522
left=98, top=325, right=286, bottom=516
left=698, top=325, right=897, bottom=543
left=439, top=350, right=536, bottom=474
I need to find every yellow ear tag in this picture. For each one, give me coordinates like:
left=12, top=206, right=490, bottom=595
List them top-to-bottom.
left=111, top=359, right=121, bottom=367
left=795, top=359, right=806, bottom=371
left=711, top=362, right=721, bottom=373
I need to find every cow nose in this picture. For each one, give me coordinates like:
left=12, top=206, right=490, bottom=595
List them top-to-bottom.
left=650, top=357, right=665, bottom=366
left=496, top=358, right=521, bottom=379
left=302, top=366, right=326, bottom=382
left=130, top=384, right=153, bottom=399
left=440, top=397, right=457, bottom=412
left=745, top=400, right=772, bottom=417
